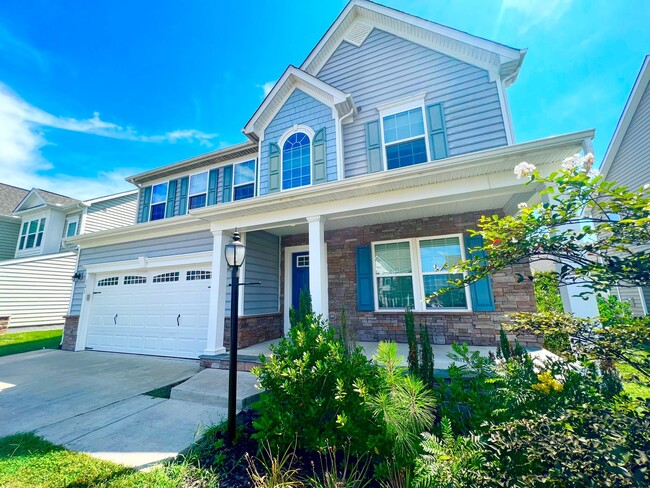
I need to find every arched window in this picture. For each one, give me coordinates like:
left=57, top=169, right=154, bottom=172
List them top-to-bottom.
left=282, top=132, right=311, bottom=190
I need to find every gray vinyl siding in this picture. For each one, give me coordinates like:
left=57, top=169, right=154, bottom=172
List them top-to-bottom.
left=317, top=28, right=508, bottom=177
left=607, top=80, right=650, bottom=190
left=259, top=88, right=337, bottom=195
left=84, top=193, right=138, bottom=233
left=0, top=220, right=20, bottom=261
left=70, top=231, right=213, bottom=314
left=243, top=231, right=280, bottom=315
left=0, top=252, right=76, bottom=328
left=615, top=286, right=647, bottom=317
left=642, top=286, right=650, bottom=315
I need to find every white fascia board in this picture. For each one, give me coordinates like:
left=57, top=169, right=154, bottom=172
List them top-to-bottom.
left=600, top=56, right=650, bottom=177
left=243, top=66, right=352, bottom=138
left=13, top=189, right=46, bottom=213
left=83, top=189, right=138, bottom=206
left=83, top=251, right=212, bottom=274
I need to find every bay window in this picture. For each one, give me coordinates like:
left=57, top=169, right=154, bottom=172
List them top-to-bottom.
left=372, top=234, right=470, bottom=311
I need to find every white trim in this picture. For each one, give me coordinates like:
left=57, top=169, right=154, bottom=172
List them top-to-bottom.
left=601, top=56, right=650, bottom=177
left=496, top=79, right=515, bottom=145
left=376, top=93, right=427, bottom=115
left=278, top=124, right=316, bottom=148
left=279, top=126, right=315, bottom=192
left=232, top=159, right=257, bottom=201
left=188, top=170, right=209, bottom=210
left=150, top=181, right=169, bottom=220
left=83, top=189, right=138, bottom=206
left=65, top=216, right=80, bottom=238
left=238, top=231, right=246, bottom=316
left=370, top=233, right=471, bottom=312
left=283, top=244, right=309, bottom=333
left=84, top=251, right=213, bottom=274
left=74, top=272, right=95, bottom=351
left=639, top=286, right=648, bottom=316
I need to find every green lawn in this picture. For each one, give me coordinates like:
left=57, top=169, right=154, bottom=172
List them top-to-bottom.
left=0, top=330, right=62, bottom=357
left=618, top=347, right=650, bottom=400
left=0, top=433, right=216, bottom=487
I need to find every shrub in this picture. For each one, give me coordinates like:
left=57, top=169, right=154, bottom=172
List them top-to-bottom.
left=404, top=307, right=418, bottom=377
left=252, top=313, right=380, bottom=453
left=419, top=325, right=434, bottom=388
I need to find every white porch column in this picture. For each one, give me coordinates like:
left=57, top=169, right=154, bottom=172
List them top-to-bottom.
left=307, top=215, right=329, bottom=319
left=204, top=228, right=228, bottom=355
left=559, top=280, right=600, bottom=319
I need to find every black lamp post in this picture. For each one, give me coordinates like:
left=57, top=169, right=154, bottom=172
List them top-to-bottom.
left=224, top=229, right=246, bottom=444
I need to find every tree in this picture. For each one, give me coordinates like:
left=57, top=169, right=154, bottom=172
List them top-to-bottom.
left=448, top=153, right=650, bottom=297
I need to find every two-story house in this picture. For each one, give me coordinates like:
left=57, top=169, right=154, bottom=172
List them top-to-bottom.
left=62, top=0, right=594, bottom=359
left=600, top=55, right=650, bottom=316
left=0, top=186, right=137, bottom=330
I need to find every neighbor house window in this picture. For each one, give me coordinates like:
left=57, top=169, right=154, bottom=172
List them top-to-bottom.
left=382, top=107, right=428, bottom=170
left=282, top=132, right=311, bottom=190
left=234, top=160, right=256, bottom=200
left=189, top=172, right=208, bottom=209
left=150, top=183, right=168, bottom=221
left=18, top=218, right=46, bottom=250
left=65, top=218, right=79, bottom=238
left=372, top=235, right=469, bottom=311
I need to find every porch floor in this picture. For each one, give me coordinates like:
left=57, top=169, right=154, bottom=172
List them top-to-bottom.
left=238, top=340, right=549, bottom=373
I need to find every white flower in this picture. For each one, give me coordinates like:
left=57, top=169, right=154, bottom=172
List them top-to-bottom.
left=584, top=153, right=594, bottom=165
left=561, top=154, right=582, bottom=171
left=514, top=162, right=537, bottom=179
left=587, top=169, right=600, bottom=178
left=644, top=183, right=650, bottom=191
left=517, top=202, right=529, bottom=210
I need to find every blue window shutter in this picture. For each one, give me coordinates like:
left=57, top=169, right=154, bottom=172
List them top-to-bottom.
left=426, top=103, right=448, bottom=160
left=366, top=120, right=383, bottom=173
left=312, top=128, right=327, bottom=184
left=268, top=143, right=280, bottom=193
left=222, top=165, right=233, bottom=203
left=207, top=168, right=219, bottom=206
left=178, top=177, right=189, bottom=215
left=165, top=179, right=178, bottom=218
left=139, top=186, right=151, bottom=223
left=466, top=234, right=495, bottom=311
left=356, top=245, right=375, bottom=311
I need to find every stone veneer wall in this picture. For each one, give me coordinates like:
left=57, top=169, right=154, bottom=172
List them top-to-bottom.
left=282, top=210, right=541, bottom=347
left=222, top=313, right=283, bottom=349
left=61, top=315, right=79, bottom=350
left=0, top=316, right=8, bottom=335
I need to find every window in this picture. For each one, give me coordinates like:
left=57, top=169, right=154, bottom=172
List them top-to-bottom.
left=383, top=108, right=428, bottom=170
left=282, top=132, right=311, bottom=190
left=234, top=160, right=256, bottom=200
left=189, top=172, right=208, bottom=209
left=150, top=183, right=168, bottom=221
left=18, top=218, right=46, bottom=250
left=65, top=218, right=78, bottom=238
left=372, top=235, right=469, bottom=311
left=296, top=255, right=309, bottom=267
left=186, top=270, right=211, bottom=281
left=153, top=272, right=179, bottom=283
left=124, top=275, right=147, bottom=285
left=97, top=277, right=119, bottom=287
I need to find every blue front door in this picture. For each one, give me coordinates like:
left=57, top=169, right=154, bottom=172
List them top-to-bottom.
left=291, top=252, right=310, bottom=313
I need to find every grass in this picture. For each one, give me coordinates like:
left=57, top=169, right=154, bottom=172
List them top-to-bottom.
left=0, top=330, right=63, bottom=357
left=618, top=347, right=650, bottom=400
left=0, top=433, right=217, bottom=487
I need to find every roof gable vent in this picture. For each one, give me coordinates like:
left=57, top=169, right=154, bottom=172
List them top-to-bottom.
left=344, top=22, right=373, bottom=47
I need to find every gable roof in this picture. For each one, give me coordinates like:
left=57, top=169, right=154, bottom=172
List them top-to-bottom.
left=301, top=0, right=526, bottom=86
left=600, top=55, right=650, bottom=178
left=243, top=65, right=356, bottom=141
left=0, top=183, right=29, bottom=217
left=13, top=188, right=83, bottom=213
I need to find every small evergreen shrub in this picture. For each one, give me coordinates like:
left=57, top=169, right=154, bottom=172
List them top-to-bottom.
left=404, top=307, right=418, bottom=377
left=419, top=324, right=434, bottom=387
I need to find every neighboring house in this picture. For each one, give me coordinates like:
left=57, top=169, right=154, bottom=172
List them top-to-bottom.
left=63, top=0, right=594, bottom=359
left=600, top=55, right=650, bottom=316
left=0, top=183, right=29, bottom=261
left=0, top=187, right=138, bottom=329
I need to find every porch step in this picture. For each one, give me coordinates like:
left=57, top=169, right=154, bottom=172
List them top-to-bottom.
left=169, top=368, right=262, bottom=409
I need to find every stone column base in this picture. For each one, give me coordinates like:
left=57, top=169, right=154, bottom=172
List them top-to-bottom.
left=61, top=315, right=80, bottom=351
left=0, top=316, right=9, bottom=335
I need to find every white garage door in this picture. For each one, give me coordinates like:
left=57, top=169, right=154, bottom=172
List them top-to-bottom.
left=85, top=267, right=211, bottom=358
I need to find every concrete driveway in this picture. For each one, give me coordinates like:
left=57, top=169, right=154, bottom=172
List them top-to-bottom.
left=0, top=349, right=227, bottom=468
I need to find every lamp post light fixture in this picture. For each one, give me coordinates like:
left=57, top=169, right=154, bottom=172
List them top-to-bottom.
left=224, top=229, right=246, bottom=444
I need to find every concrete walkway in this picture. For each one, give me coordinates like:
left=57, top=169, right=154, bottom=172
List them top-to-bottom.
left=0, top=350, right=226, bottom=469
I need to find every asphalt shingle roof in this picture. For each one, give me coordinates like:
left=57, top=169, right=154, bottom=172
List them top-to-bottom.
left=0, top=183, right=29, bottom=217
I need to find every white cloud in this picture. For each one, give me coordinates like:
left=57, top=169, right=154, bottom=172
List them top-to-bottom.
left=495, top=0, right=574, bottom=35
left=257, top=81, right=276, bottom=100
left=0, top=83, right=218, bottom=200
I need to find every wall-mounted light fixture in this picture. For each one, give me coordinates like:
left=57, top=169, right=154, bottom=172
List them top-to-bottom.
left=71, top=271, right=84, bottom=283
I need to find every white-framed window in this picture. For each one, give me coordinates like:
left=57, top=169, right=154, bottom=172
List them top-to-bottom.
left=379, top=96, right=429, bottom=170
left=280, top=126, right=314, bottom=191
left=233, top=160, right=256, bottom=200
left=189, top=172, right=208, bottom=210
left=150, top=182, right=168, bottom=221
left=18, top=217, right=46, bottom=250
left=65, top=217, right=79, bottom=238
left=372, top=234, right=470, bottom=311
left=186, top=270, right=211, bottom=281
left=153, top=272, right=179, bottom=283
left=124, top=275, right=147, bottom=285
left=97, top=277, right=119, bottom=287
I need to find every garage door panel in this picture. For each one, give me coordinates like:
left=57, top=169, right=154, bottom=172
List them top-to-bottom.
left=85, top=267, right=210, bottom=359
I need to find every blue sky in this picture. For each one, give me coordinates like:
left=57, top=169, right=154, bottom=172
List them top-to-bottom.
left=0, top=0, right=648, bottom=199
